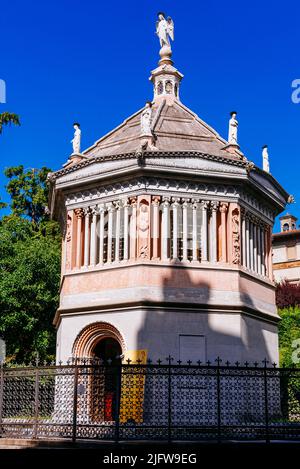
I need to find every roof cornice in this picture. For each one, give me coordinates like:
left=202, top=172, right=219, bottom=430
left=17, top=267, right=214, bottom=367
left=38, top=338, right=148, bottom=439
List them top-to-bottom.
left=48, top=150, right=247, bottom=181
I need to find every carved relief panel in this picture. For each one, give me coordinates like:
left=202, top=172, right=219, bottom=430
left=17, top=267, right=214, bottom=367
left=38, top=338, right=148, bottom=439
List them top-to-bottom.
left=137, top=195, right=151, bottom=260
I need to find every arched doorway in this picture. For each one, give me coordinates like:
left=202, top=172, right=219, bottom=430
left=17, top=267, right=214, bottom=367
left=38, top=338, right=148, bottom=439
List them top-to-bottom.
left=72, top=322, right=125, bottom=423
left=92, top=337, right=122, bottom=364
left=91, top=338, right=122, bottom=421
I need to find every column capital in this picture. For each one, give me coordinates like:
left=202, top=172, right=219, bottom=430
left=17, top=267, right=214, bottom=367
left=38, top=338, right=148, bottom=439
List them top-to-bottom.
left=151, top=195, right=161, bottom=206
left=129, top=196, right=137, bottom=207
left=162, top=197, right=171, bottom=206
left=171, top=197, right=181, bottom=207
left=121, top=198, right=129, bottom=209
left=182, top=198, right=190, bottom=207
left=192, top=199, right=200, bottom=209
left=113, top=200, right=122, bottom=210
left=201, top=201, right=210, bottom=210
left=211, top=201, right=219, bottom=211
left=107, top=202, right=115, bottom=212
left=219, top=202, right=229, bottom=213
left=98, top=204, right=106, bottom=214
left=91, top=205, right=99, bottom=216
left=83, top=206, right=91, bottom=217
left=240, top=206, right=247, bottom=217
left=75, top=208, right=84, bottom=218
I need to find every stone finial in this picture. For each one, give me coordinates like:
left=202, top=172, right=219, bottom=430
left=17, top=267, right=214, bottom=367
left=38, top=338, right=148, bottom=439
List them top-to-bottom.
left=262, top=145, right=270, bottom=173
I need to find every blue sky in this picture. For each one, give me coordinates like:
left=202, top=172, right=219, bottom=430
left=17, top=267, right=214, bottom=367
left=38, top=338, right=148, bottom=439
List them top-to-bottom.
left=1, top=0, right=299, bottom=231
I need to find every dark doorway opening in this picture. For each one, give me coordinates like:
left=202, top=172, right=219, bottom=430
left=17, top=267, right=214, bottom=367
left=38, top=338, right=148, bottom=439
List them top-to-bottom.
left=91, top=338, right=122, bottom=422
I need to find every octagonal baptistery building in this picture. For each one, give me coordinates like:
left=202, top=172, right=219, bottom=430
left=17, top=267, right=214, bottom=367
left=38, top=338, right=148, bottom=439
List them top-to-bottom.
left=49, top=43, right=289, bottom=366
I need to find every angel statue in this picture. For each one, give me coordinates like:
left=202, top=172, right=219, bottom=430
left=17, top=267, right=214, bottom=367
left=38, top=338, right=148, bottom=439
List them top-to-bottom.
left=156, top=12, right=174, bottom=50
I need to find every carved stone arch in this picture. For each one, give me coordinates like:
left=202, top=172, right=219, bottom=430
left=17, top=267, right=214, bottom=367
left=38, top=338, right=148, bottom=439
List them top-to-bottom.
left=72, top=321, right=126, bottom=358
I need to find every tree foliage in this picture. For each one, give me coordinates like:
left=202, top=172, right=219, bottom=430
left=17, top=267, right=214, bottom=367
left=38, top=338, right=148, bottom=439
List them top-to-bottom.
left=0, top=112, right=20, bottom=134
left=0, top=165, right=61, bottom=363
left=4, top=165, right=51, bottom=224
left=0, top=217, right=61, bottom=362
left=276, top=281, right=300, bottom=309
left=278, top=307, right=300, bottom=367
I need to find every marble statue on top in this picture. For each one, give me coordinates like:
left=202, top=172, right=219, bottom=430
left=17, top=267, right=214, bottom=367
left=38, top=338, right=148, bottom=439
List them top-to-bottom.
left=156, top=12, right=174, bottom=50
left=140, top=102, right=153, bottom=136
left=228, top=112, right=238, bottom=145
left=71, top=122, right=81, bottom=154
left=262, top=145, right=270, bottom=173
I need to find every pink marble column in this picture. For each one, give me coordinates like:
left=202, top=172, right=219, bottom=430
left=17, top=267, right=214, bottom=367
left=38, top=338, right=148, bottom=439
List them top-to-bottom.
left=151, top=196, right=161, bottom=260
left=129, top=197, right=137, bottom=260
left=220, top=203, right=228, bottom=263
left=74, top=208, right=84, bottom=268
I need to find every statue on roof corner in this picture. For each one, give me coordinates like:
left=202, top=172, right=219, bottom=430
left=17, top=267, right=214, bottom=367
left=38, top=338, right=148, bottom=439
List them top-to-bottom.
left=156, top=12, right=174, bottom=50
left=141, top=102, right=153, bottom=136
left=228, top=112, right=238, bottom=145
left=71, top=122, right=81, bottom=154
left=262, top=145, right=270, bottom=173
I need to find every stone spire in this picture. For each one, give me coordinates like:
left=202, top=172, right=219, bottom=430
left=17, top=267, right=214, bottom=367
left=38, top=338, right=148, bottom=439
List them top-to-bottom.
left=150, top=12, right=183, bottom=103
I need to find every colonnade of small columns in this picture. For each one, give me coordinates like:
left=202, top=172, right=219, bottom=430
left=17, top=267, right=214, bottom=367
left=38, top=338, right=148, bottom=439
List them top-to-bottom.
left=63, top=195, right=272, bottom=280
left=241, top=210, right=272, bottom=278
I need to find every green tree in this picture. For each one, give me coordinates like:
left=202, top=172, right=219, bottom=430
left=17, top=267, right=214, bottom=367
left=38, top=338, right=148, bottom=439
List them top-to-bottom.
left=0, top=112, right=20, bottom=134
left=0, top=163, right=61, bottom=363
left=4, top=165, right=51, bottom=224
left=0, top=217, right=61, bottom=362
left=278, top=306, right=300, bottom=367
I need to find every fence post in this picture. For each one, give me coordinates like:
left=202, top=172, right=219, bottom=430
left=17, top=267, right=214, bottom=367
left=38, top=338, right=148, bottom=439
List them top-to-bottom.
left=167, top=356, right=173, bottom=444
left=216, top=357, right=222, bottom=443
left=72, top=359, right=79, bottom=443
left=263, top=359, right=270, bottom=444
left=0, top=362, right=3, bottom=436
left=114, top=362, right=122, bottom=443
left=33, top=364, right=40, bottom=439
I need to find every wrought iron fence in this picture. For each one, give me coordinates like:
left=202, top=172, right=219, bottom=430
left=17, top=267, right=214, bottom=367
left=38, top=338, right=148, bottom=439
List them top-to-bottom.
left=1, top=358, right=300, bottom=442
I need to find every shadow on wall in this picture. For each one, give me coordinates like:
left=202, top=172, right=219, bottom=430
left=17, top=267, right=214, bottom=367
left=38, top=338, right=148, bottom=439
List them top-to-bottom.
left=136, top=261, right=274, bottom=364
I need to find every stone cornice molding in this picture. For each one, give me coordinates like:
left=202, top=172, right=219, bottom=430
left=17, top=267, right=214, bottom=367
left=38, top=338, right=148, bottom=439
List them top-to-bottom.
left=50, top=150, right=249, bottom=181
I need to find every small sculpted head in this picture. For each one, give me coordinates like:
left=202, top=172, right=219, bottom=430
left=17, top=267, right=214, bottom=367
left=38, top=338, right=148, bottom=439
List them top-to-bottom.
left=158, top=12, right=165, bottom=20
left=230, top=111, right=237, bottom=119
left=73, top=122, right=80, bottom=130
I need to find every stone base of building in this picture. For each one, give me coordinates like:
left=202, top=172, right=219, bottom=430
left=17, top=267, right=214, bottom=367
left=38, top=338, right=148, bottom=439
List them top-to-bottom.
left=56, top=307, right=279, bottom=365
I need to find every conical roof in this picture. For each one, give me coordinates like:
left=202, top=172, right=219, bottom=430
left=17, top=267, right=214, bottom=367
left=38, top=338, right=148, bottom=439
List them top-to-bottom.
left=83, top=99, right=243, bottom=161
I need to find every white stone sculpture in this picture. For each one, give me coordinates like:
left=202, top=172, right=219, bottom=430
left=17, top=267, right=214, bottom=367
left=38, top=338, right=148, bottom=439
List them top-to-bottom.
left=156, top=12, right=174, bottom=50
left=141, top=102, right=153, bottom=136
left=228, top=112, right=238, bottom=145
left=71, top=123, right=81, bottom=154
left=262, top=145, right=270, bottom=173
